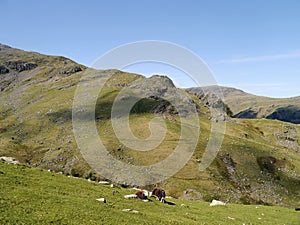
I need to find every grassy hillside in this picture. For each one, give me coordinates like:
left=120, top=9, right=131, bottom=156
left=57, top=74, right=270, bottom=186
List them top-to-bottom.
left=1, top=44, right=300, bottom=208
left=187, top=86, right=300, bottom=124
left=1, top=161, right=299, bottom=225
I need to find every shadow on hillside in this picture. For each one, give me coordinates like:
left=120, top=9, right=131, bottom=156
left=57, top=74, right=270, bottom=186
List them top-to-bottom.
left=47, top=97, right=170, bottom=124
left=46, top=101, right=114, bottom=123
left=266, top=105, right=300, bottom=124
left=47, top=108, right=72, bottom=124
left=233, top=109, right=258, bottom=119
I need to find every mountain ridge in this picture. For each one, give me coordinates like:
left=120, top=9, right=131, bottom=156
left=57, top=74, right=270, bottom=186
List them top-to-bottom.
left=2, top=43, right=298, bottom=98
left=199, top=85, right=300, bottom=99
left=187, top=86, right=300, bottom=124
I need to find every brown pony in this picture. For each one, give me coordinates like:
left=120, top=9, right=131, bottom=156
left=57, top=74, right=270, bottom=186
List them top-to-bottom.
left=151, top=188, right=166, bottom=203
left=135, top=190, right=148, bottom=200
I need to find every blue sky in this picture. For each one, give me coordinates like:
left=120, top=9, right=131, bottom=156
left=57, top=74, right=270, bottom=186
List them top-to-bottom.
left=0, top=0, right=299, bottom=97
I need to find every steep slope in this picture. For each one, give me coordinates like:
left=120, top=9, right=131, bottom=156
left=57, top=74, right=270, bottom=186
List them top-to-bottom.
left=0, top=44, right=85, bottom=92
left=1, top=44, right=300, bottom=207
left=187, top=86, right=300, bottom=124
left=1, top=161, right=299, bottom=225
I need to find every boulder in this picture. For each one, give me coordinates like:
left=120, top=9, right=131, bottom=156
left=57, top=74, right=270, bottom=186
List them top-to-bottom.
left=0, top=65, right=9, bottom=74
left=59, top=66, right=82, bottom=75
left=0, top=156, right=20, bottom=164
left=99, top=181, right=110, bottom=185
left=183, top=189, right=203, bottom=200
left=96, top=198, right=106, bottom=203
left=210, top=199, right=227, bottom=206
left=122, top=209, right=139, bottom=213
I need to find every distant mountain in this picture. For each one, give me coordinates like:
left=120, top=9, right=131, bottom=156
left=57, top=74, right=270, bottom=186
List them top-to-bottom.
left=1, top=44, right=300, bottom=206
left=187, top=86, right=300, bottom=124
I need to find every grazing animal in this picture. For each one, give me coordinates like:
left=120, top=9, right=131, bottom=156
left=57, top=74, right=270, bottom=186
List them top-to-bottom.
left=151, top=188, right=166, bottom=203
left=124, top=190, right=149, bottom=200
left=136, top=190, right=148, bottom=200
left=124, top=194, right=138, bottom=199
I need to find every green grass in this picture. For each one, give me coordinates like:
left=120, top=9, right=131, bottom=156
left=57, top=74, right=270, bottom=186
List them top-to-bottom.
left=1, top=161, right=299, bottom=225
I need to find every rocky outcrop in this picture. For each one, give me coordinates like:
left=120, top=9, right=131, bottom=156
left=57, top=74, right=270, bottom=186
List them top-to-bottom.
left=0, top=44, right=12, bottom=51
left=5, top=60, right=37, bottom=72
left=0, top=65, right=9, bottom=74
left=59, top=66, right=82, bottom=75
left=126, top=75, right=198, bottom=117
left=129, top=75, right=176, bottom=96
left=188, top=86, right=300, bottom=124
left=187, top=88, right=227, bottom=122
left=266, top=106, right=300, bottom=124
left=274, top=125, right=299, bottom=150
left=221, top=153, right=238, bottom=185
left=257, top=156, right=277, bottom=174
left=183, top=189, right=203, bottom=200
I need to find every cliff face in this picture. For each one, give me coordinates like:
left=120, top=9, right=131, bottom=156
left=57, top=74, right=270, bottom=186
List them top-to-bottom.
left=187, top=86, right=300, bottom=124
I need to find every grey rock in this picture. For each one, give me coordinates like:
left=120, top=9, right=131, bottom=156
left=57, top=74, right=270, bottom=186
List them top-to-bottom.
left=5, top=60, right=37, bottom=72
left=0, top=65, right=9, bottom=74
left=59, top=66, right=82, bottom=75
left=0, top=156, right=20, bottom=164
left=96, top=198, right=106, bottom=203
left=122, top=209, right=139, bottom=213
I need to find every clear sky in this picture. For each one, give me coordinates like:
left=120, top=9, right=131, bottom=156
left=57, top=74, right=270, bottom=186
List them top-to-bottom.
left=1, top=0, right=299, bottom=97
